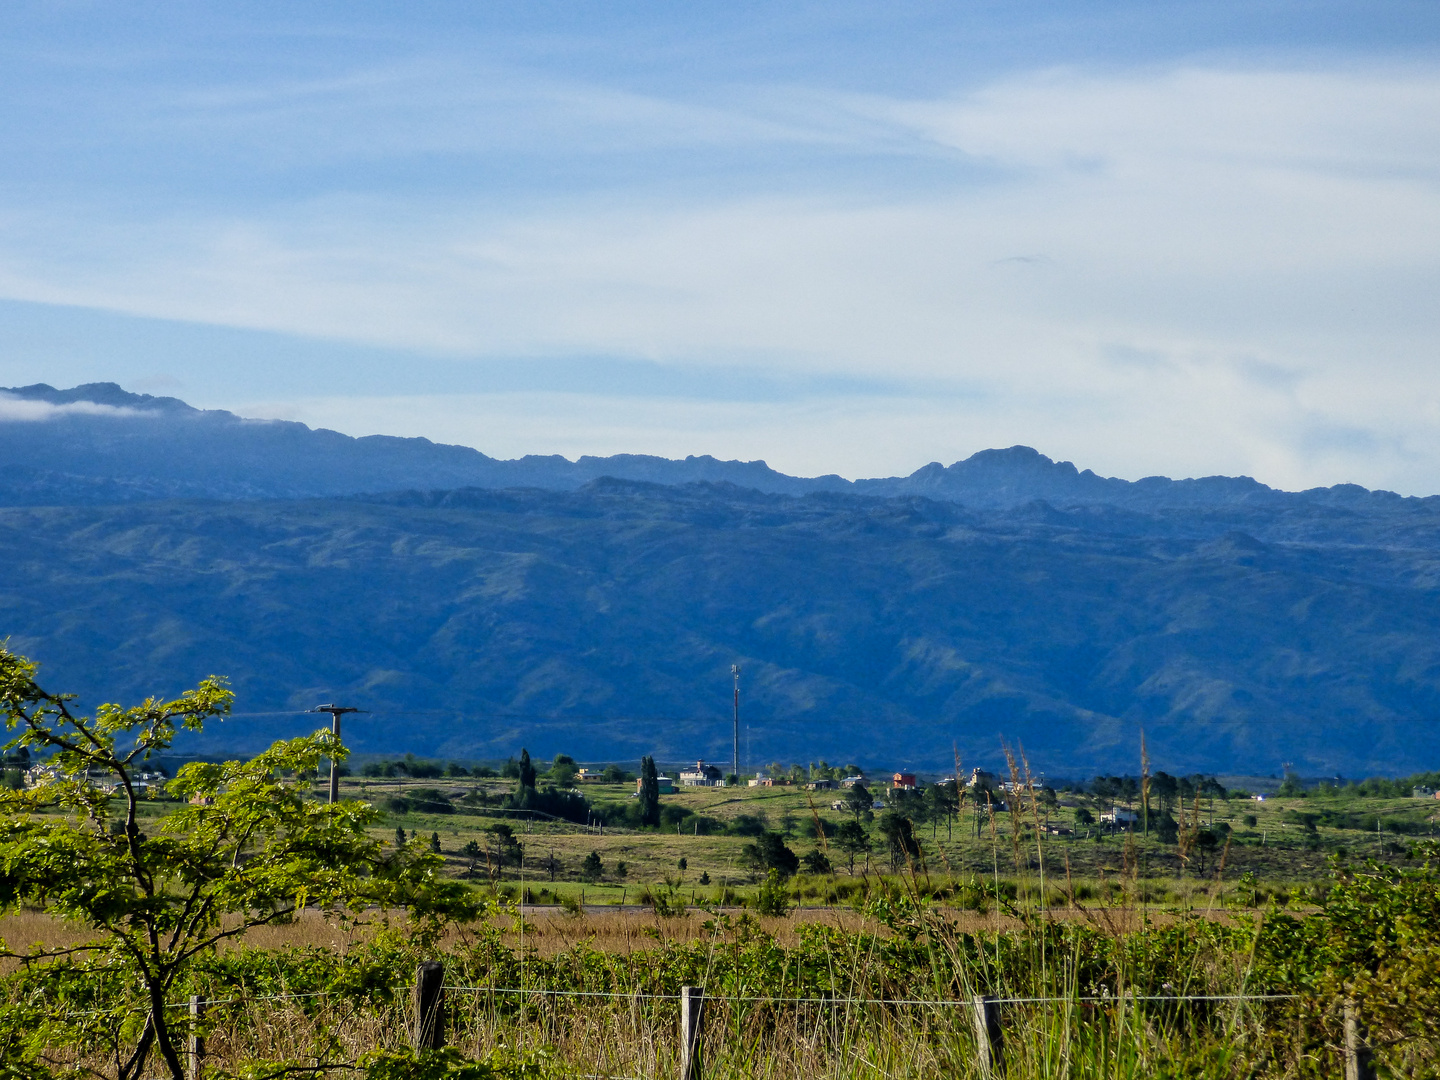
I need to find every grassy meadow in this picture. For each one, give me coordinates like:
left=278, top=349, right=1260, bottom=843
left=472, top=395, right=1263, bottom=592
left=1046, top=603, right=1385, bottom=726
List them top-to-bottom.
left=6, top=766, right=1440, bottom=1078
left=348, top=770, right=1434, bottom=906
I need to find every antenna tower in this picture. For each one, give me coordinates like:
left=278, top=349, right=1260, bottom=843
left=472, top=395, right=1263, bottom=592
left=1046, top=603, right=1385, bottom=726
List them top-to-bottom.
left=731, top=665, right=741, bottom=782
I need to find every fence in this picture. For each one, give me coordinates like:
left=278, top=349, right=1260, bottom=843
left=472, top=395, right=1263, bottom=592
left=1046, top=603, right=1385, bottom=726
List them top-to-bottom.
left=172, top=965, right=1374, bottom=1080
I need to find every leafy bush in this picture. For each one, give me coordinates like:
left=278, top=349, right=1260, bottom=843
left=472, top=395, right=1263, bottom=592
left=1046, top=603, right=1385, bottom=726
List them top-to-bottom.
left=508, top=783, right=590, bottom=824
left=387, top=787, right=455, bottom=815
left=728, top=813, right=769, bottom=837
left=804, top=816, right=836, bottom=839
left=741, top=831, right=799, bottom=879
left=801, top=849, right=832, bottom=875
left=753, top=869, right=792, bottom=916
left=359, top=1047, right=557, bottom=1079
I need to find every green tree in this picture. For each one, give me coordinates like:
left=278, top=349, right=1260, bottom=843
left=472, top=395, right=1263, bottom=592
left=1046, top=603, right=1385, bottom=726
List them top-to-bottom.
left=0, top=647, right=477, bottom=1080
left=517, top=748, right=537, bottom=790
left=548, top=754, right=578, bottom=787
left=638, top=755, right=660, bottom=827
left=1150, top=772, right=1179, bottom=812
left=925, top=781, right=958, bottom=839
left=844, top=782, right=874, bottom=824
left=878, top=812, right=921, bottom=871
left=835, top=820, right=869, bottom=874
left=486, top=823, right=522, bottom=869
left=429, top=830, right=441, bottom=853
left=741, top=831, right=799, bottom=880
left=463, top=838, right=481, bottom=877
left=801, top=849, right=832, bottom=875
left=582, top=850, right=604, bottom=881
left=754, top=869, right=792, bottom=916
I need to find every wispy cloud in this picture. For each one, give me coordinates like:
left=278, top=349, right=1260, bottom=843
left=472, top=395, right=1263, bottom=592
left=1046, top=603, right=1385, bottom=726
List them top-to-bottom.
left=0, top=40, right=1437, bottom=493
left=0, top=394, right=146, bottom=422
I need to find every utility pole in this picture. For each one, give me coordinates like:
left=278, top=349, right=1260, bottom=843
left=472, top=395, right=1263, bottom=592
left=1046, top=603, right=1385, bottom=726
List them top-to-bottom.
left=731, top=665, right=741, bottom=783
left=311, top=704, right=363, bottom=804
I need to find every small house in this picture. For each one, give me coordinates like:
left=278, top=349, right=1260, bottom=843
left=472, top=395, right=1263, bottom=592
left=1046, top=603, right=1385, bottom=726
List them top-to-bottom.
left=679, top=762, right=724, bottom=787
left=892, top=773, right=917, bottom=790
left=637, top=775, right=676, bottom=795
left=840, top=775, right=866, bottom=788
left=806, top=778, right=837, bottom=791
left=1100, top=808, right=1138, bottom=826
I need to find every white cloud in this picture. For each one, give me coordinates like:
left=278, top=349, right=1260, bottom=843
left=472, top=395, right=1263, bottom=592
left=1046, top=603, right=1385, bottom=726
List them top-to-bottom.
left=1, top=60, right=1438, bottom=491
left=0, top=394, right=145, bottom=422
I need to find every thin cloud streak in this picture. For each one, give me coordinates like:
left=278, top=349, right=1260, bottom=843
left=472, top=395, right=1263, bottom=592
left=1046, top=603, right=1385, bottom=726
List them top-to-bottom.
left=0, top=58, right=1437, bottom=493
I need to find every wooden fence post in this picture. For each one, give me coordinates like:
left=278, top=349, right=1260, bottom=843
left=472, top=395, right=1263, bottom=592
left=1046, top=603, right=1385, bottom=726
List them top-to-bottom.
left=414, top=961, right=446, bottom=1051
left=679, top=985, right=705, bottom=1080
left=972, top=994, right=1004, bottom=1079
left=187, top=995, right=205, bottom=1080
left=1344, top=1000, right=1376, bottom=1080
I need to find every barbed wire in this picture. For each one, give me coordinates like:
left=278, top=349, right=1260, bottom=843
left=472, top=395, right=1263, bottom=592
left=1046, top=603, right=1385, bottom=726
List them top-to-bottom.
left=31, top=981, right=1303, bottom=1024
left=441, top=985, right=1299, bottom=1007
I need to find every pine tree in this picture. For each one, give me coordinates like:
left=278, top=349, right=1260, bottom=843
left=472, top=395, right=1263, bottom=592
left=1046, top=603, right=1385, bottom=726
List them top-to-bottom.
left=518, top=748, right=537, bottom=790
left=638, top=755, right=660, bottom=827
left=429, top=831, right=441, bottom=853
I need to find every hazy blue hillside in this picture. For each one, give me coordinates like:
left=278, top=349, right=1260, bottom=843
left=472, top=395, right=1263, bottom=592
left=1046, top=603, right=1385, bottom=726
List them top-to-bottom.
left=0, top=382, right=845, bottom=502
left=5, top=383, right=1433, bottom=513
left=2, top=479, right=1438, bottom=776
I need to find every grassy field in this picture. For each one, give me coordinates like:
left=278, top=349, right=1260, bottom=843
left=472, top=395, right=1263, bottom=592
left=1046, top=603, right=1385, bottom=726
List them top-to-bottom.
left=9, top=771, right=1439, bottom=1078
left=344, top=772, right=1437, bottom=904
left=12, top=848, right=1440, bottom=1079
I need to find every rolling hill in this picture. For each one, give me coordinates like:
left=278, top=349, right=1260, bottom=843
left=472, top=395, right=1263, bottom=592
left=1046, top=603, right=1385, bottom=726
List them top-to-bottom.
left=2, top=383, right=1439, bottom=776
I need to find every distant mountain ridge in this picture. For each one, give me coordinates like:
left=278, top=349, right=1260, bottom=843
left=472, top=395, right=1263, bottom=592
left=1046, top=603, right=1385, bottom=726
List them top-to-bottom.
left=4, top=381, right=1440, bottom=776
left=2, top=382, right=1427, bottom=510
left=1, top=475, right=1438, bottom=775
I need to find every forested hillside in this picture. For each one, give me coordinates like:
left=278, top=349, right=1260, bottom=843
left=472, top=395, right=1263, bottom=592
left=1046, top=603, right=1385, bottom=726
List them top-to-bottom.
left=2, top=475, right=1437, bottom=775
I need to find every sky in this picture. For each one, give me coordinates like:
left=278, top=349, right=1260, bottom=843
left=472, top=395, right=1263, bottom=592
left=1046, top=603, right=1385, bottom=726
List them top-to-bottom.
left=1, top=1, right=1439, bottom=491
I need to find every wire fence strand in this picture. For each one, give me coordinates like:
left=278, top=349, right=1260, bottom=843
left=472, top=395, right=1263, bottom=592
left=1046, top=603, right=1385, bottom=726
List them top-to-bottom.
left=441, top=984, right=1300, bottom=1006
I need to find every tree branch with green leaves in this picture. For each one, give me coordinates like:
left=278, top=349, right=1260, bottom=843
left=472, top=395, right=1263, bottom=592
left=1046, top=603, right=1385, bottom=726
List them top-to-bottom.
left=0, top=646, right=480, bottom=1080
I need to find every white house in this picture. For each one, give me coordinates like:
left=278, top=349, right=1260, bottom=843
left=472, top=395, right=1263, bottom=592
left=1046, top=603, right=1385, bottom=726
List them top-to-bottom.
left=679, top=761, right=724, bottom=787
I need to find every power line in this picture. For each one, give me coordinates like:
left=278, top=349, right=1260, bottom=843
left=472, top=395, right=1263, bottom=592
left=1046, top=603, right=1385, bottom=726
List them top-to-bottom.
left=218, top=709, right=1440, bottom=728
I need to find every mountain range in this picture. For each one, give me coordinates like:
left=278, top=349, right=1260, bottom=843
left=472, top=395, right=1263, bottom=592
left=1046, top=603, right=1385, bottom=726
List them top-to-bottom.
left=2, top=381, right=1438, bottom=777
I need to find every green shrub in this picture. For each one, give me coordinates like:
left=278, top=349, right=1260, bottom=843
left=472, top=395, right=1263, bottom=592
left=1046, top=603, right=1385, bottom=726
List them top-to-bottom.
left=754, top=869, right=792, bottom=917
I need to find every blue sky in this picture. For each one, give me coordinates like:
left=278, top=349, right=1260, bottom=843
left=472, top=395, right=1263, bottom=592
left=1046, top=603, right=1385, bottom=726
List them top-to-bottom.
left=2, top=2, right=1439, bottom=490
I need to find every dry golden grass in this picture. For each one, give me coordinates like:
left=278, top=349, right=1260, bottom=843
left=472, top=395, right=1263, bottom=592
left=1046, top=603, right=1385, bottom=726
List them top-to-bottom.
left=1, top=895, right=1247, bottom=974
